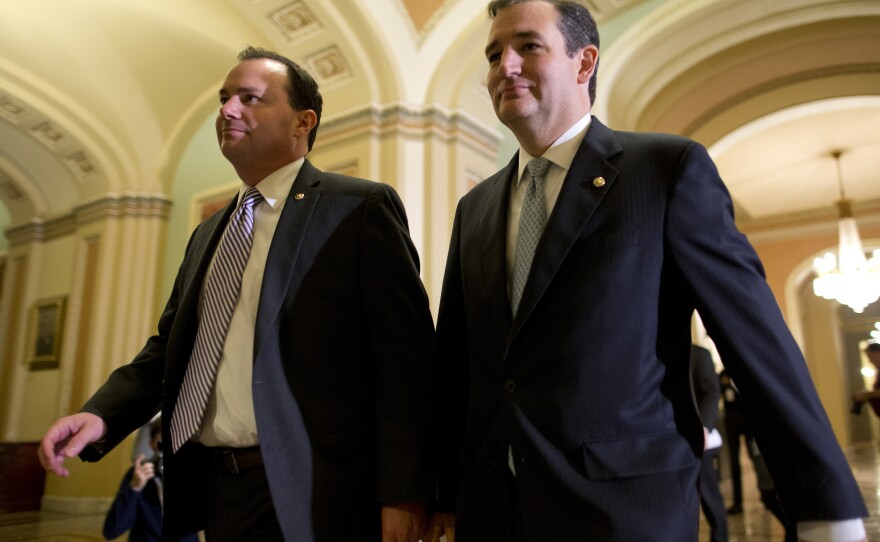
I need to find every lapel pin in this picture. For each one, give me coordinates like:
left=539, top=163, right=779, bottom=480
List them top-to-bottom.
left=593, top=177, right=606, bottom=188
left=294, top=193, right=305, bottom=200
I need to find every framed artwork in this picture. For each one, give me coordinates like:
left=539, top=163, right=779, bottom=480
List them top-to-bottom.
left=189, top=184, right=238, bottom=232
left=28, top=296, right=66, bottom=370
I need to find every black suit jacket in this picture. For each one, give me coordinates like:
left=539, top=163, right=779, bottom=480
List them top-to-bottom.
left=436, top=118, right=866, bottom=540
left=82, top=160, right=437, bottom=541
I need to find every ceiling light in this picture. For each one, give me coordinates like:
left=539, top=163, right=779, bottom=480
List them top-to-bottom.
left=812, top=151, right=880, bottom=313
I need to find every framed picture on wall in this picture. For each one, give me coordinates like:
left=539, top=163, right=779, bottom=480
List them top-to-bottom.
left=189, top=184, right=238, bottom=232
left=28, top=296, right=66, bottom=370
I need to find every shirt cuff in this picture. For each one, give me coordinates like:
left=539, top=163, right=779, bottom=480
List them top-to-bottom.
left=797, top=519, right=866, bottom=542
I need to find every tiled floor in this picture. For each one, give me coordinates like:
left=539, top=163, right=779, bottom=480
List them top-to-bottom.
left=705, top=440, right=880, bottom=541
left=1, top=442, right=879, bottom=541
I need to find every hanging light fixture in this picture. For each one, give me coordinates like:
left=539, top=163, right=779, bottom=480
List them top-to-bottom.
left=812, top=150, right=880, bottom=313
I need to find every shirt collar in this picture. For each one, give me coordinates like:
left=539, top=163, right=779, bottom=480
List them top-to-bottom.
left=515, top=113, right=592, bottom=186
left=236, top=157, right=304, bottom=212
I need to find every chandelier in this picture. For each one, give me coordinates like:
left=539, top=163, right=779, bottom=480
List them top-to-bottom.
left=812, top=151, right=880, bottom=313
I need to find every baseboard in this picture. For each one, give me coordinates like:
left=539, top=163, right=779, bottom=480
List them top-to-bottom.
left=41, top=495, right=113, bottom=514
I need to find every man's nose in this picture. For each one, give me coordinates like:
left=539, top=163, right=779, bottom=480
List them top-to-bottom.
left=498, top=49, right=521, bottom=78
left=220, top=98, right=241, bottom=119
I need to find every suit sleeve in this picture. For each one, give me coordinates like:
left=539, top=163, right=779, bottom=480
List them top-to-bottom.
left=666, top=142, right=867, bottom=521
left=359, top=183, right=438, bottom=503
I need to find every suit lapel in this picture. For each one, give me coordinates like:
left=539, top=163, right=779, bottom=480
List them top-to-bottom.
left=511, top=118, right=623, bottom=336
left=478, top=154, right=518, bottom=326
left=253, top=160, right=320, bottom=360
left=167, top=198, right=236, bottom=395
left=187, top=200, right=237, bottom=301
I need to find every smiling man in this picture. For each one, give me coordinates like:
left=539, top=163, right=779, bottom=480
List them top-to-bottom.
left=434, top=1, right=868, bottom=540
left=39, top=46, right=437, bottom=542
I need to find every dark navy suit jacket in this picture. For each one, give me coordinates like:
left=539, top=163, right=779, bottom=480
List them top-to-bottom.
left=436, top=117, right=866, bottom=540
left=82, top=160, right=437, bottom=541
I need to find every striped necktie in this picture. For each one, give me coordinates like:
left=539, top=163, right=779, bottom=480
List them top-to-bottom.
left=511, top=157, right=551, bottom=315
left=170, top=187, right=263, bottom=452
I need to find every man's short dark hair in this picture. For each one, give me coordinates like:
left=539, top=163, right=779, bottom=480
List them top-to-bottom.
left=487, top=0, right=600, bottom=105
left=237, top=46, right=323, bottom=151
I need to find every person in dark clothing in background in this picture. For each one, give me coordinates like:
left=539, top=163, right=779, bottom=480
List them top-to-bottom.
left=691, top=344, right=727, bottom=542
left=721, top=368, right=796, bottom=540
left=718, top=369, right=751, bottom=515
left=103, top=419, right=197, bottom=542
left=747, top=437, right=797, bottom=542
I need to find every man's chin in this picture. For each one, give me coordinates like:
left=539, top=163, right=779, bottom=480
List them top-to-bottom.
left=496, top=106, right=528, bottom=126
left=219, top=136, right=244, bottom=149
left=218, top=141, right=243, bottom=161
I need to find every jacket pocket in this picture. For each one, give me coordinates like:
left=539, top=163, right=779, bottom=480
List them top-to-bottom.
left=581, top=430, right=696, bottom=480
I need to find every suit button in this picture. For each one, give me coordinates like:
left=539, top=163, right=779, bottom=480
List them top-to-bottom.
left=505, top=379, right=517, bottom=393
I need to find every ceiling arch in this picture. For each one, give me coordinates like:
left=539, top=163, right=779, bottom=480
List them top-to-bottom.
left=0, top=0, right=255, bottom=223
left=0, top=0, right=412, bottom=226
left=597, top=0, right=880, bottom=222
left=599, top=0, right=880, bottom=135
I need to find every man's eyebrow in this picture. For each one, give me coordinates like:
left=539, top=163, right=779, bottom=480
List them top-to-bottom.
left=218, top=85, right=260, bottom=96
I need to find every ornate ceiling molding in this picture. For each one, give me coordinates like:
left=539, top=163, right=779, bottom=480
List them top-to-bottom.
left=0, top=91, right=102, bottom=187
left=319, top=103, right=500, bottom=156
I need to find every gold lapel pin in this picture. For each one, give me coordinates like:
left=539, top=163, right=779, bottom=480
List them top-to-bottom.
left=592, top=177, right=606, bottom=188
left=294, top=193, right=305, bottom=200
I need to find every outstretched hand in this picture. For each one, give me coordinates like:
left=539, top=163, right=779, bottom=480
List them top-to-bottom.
left=37, top=412, right=107, bottom=477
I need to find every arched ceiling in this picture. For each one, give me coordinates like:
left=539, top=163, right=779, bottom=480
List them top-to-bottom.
left=1, top=0, right=878, bottom=240
left=597, top=0, right=880, bottom=228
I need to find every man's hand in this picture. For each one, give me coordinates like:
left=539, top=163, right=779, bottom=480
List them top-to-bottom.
left=37, top=412, right=107, bottom=477
left=130, top=454, right=156, bottom=491
left=381, top=502, right=426, bottom=542
left=424, top=512, right=455, bottom=542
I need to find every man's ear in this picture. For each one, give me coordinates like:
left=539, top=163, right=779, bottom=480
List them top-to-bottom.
left=577, top=45, right=599, bottom=85
left=294, top=109, right=318, bottom=136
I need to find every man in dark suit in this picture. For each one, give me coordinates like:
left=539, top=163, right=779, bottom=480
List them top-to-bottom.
left=434, top=1, right=867, bottom=540
left=38, top=47, right=436, bottom=542
left=691, top=344, right=727, bottom=542
left=719, top=368, right=752, bottom=514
